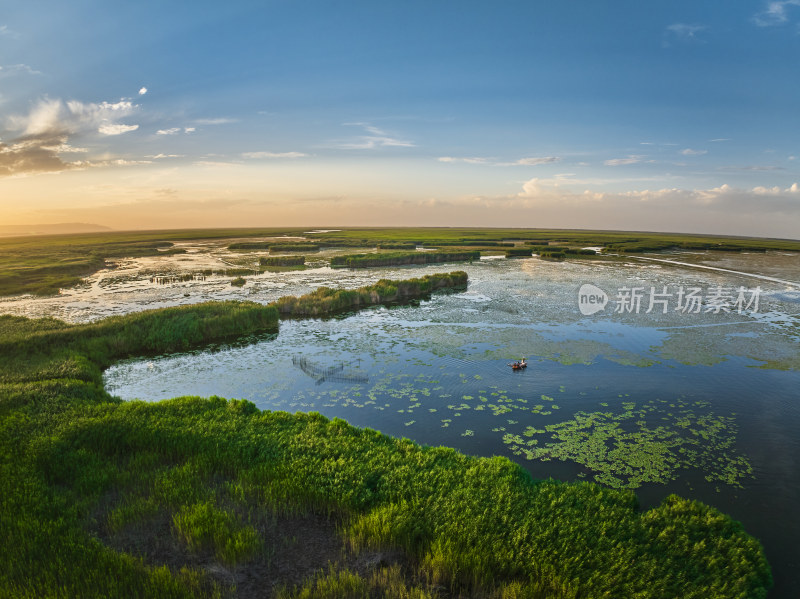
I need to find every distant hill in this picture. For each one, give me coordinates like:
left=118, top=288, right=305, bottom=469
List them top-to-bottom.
left=0, top=223, right=112, bottom=237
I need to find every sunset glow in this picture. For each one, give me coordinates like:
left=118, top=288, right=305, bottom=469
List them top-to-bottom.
left=2, top=2, right=799, bottom=236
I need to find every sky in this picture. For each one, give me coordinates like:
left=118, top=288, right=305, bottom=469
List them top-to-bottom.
left=1, top=1, right=800, bottom=237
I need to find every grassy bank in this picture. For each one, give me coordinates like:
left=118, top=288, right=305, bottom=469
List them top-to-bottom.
left=330, top=251, right=480, bottom=268
left=0, top=269, right=773, bottom=598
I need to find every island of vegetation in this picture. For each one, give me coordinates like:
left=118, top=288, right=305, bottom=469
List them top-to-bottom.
left=229, top=242, right=319, bottom=253
left=376, top=242, right=417, bottom=250
left=269, top=243, right=319, bottom=253
left=505, top=248, right=533, bottom=258
left=330, top=250, right=480, bottom=268
left=259, top=256, right=306, bottom=267
left=0, top=265, right=772, bottom=598
left=274, top=272, right=467, bottom=317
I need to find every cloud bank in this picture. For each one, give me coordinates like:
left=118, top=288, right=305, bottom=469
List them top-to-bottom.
left=1, top=97, right=140, bottom=176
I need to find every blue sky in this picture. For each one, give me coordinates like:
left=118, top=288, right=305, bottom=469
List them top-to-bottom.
left=1, top=1, right=800, bottom=236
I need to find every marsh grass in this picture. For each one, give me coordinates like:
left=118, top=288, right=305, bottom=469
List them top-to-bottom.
left=376, top=243, right=417, bottom=250
left=270, top=244, right=320, bottom=253
left=505, top=248, right=533, bottom=258
left=330, top=252, right=479, bottom=268
left=260, top=256, right=306, bottom=267
left=273, top=272, right=467, bottom=317
left=274, top=564, right=436, bottom=599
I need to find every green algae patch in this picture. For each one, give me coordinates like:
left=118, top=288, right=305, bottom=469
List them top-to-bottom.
left=502, top=398, right=753, bottom=490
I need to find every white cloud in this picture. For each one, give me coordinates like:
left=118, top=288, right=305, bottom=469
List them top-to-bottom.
left=754, top=0, right=800, bottom=26
left=663, top=23, right=707, bottom=47
left=666, top=23, right=707, bottom=39
left=0, top=64, right=43, bottom=78
left=138, top=87, right=148, bottom=95
left=1, top=96, right=141, bottom=175
left=14, top=98, right=64, bottom=136
left=62, top=99, right=139, bottom=136
left=67, top=99, right=136, bottom=123
left=194, top=117, right=238, bottom=125
left=336, top=122, right=415, bottom=150
left=98, top=123, right=139, bottom=136
left=362, top=124, right=387, bottom=136
left=157, top=126, right=195, bottom=135
left=339, top=136, right=415, bottom=149
left=709, top=138, right=731, bottom=142
left=40, top=142, right=88, bottom=153
left=681, top=148, right=708, bottom=156
left=241, top=151, right=307, bottom=159
left=147, top=153, right=183, bottom=159
left=604, top=155, right=644, bottom=166
left=438, top=156, right=560, bottom=166
left=438, top=156, right=490, bottom=164
left=513, top=156, right=561, bottom=166
left=87, top=158, right=152, bottom=167
left=191, top=160, right=241, bottom=168
left=719, top=165, right=784, bottom=171
left=513, top=177, right=800, bottom=214
left=752, top=183, right=800, bottom=194
left=752, top=185, right=782, bottom=195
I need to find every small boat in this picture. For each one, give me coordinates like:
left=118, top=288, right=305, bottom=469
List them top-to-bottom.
left=509, top=358, right=528, bottom=370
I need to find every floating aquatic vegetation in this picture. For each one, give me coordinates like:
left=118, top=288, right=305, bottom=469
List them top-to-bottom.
left=501, top=398, right=753, bottom=490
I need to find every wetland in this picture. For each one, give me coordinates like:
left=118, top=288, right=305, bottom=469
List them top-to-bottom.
left=2, top=228, right=798, bottom=597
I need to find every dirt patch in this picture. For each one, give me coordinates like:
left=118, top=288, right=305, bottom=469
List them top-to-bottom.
left=95, top=506, right=409, bottom=598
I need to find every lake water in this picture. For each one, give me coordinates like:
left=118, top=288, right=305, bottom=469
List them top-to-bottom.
left=7, top=248, right=800, bottom=596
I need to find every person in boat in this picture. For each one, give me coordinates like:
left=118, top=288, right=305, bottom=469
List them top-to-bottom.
left=520, top=357, right=527, bottom=366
